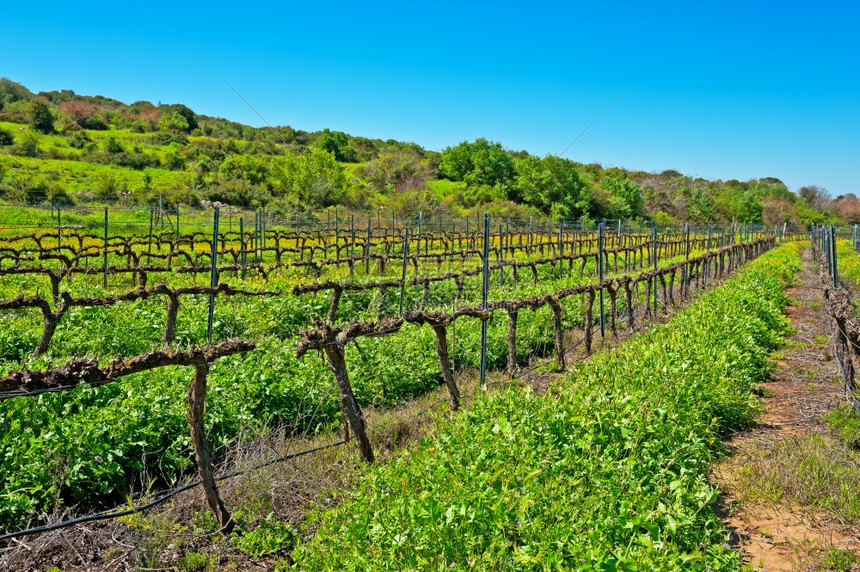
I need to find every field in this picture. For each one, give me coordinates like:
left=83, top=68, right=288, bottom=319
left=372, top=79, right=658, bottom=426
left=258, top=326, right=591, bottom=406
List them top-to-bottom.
left=1, top=210, right=845, bottom=570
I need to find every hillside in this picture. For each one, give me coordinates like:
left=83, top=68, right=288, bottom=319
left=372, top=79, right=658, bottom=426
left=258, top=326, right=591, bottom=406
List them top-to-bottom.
left=0, top=77, right=851, bottom=228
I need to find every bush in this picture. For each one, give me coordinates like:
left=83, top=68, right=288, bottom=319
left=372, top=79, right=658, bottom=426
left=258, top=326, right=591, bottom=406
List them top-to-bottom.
left=28, top=100, right=54, bottom=133
left=76, top=115, right=108, bottom=130
left=0, top=127, right=13, bottom=146
left=12, top=130, right=40, bottom=157
left=66, top=130, right=91, bottom=149
left=151, top=131, right=188, bottom=146
left=102, top=136, right=124, bottom=154
left=164, top=150, right=187, bottom=171
left=110, top=152, right=161, bottom=170
left=9, top=175, right=50, bottom=203
left=93, top=175, right=118, bottom=202
left=204, top=178, right=271, bottom=208
left=48, top=185, right=75, bottom=206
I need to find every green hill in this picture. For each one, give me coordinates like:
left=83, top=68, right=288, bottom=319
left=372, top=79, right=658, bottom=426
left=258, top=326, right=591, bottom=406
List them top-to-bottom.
left=0, top=77, right=847, bottom=228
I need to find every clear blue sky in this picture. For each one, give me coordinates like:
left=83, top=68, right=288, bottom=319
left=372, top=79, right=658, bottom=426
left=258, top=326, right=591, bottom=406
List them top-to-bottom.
left=2, top=1, right=858, bottom=196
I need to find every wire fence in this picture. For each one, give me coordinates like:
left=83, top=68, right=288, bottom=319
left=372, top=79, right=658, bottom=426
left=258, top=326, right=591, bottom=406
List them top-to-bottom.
left=0, top=202, right=814, bottom=239
left=811, top=228, right=860, bottom=416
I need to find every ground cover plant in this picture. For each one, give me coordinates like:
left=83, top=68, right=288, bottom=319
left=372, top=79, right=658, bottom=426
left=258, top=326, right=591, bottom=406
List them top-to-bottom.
left=0, top=223, right=748, bottom=531
left=290, top=243, right=800, bottom=570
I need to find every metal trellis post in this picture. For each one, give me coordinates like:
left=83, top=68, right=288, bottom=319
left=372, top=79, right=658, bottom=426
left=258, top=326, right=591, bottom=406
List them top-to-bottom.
left=103, top=207, right=108, bottom=289
left=207, top=207, right=220, bottom=344
left=480, top=213, right=490, bottom=389
left=598, top=222, right=605, bottom=338
left=399, top=227, right=410, bottom=315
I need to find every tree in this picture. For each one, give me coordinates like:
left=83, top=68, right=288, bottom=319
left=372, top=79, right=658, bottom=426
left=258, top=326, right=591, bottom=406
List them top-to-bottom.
left=0, top=77, right=33, bottom=110
left=60, top=99, right=98, bottom=122
left=28, top=100, right=54, bottom=133
left=159, top=103, right=197, bottom=131
left=158, top=111, right=190, bottom=132
left=313, top=129, right=356, bottom=162
left=440, top=138, right=515, bottom=188
left=270, top=148, right=350, bottom=208
left=360, top=150, right=434, bottom=193
left=513, top=154, right=591, bottom=218
left=603, top=175, right=644, bottom=219
left=749, top=178, right=794, bottom=203
left=798, top=185, right=831, bottom=210
left=732, top=191, right=764, bottom=223
left=834, top=195, right=860, bottom=224
left=762, top=198, right=795, bottom=226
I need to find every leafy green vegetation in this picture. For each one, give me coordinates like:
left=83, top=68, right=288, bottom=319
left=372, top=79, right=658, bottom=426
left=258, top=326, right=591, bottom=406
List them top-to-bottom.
left=2, top=220, right=705, bottom=530
left=290, top=244, right=800, bottom=570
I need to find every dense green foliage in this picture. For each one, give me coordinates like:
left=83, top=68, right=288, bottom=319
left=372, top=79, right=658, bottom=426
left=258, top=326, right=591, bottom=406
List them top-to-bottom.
left=0, top=78, right=845, bottom=226
left=2, top=225, right=685, bottom=530
left=291, top=245, right=800, bottom=570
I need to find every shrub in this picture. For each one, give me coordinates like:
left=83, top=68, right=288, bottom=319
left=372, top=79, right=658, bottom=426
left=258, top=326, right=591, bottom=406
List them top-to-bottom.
left=28, top=100, right=54, bottom=133
left=12, top=130, right=40, bottom=157
left=66, top=130, right=91, bottom=149
left=151, top=131, right=188, bottom=146
left=103, top=135, right=124, bottom=154
left=93, top=175, right=118, bottom=202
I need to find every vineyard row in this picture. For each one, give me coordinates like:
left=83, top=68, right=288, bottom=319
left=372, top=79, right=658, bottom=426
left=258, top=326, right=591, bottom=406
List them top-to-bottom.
left=294, top=237, right=775, bottom=464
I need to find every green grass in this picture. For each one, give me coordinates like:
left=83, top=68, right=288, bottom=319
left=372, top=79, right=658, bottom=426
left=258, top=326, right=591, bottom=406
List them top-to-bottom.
left=0, top=154, right=189, bottom=193
left=428, top=178, right=467, bottom=198
left=825, top=404, right=860, bottom=449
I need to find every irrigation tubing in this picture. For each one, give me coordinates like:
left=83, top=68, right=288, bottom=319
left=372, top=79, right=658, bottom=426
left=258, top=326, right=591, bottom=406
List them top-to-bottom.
left=0, top=439, right=347, bottom=543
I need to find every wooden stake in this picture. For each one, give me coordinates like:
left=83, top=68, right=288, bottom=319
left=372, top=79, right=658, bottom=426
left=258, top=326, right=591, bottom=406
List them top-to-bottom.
left=188, top=365, right=234, bottom=532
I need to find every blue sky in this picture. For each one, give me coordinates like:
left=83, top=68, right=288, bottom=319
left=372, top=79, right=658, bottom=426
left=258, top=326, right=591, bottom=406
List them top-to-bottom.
left=2, top=1, right=858, bottom=196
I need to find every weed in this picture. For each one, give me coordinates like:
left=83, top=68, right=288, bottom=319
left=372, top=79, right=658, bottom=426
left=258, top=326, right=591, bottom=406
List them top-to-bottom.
left=815, top=334, right=831, bottom=346
left=825, top=405, right=860, bottom=449
left=734, top=433, right=860, bottom=523
left=120, top=509, right=186, bottom=568
left=232, top=513, right=296, bottom=558
left=790, top=538, right=860, bottom=572
left=820, top=547, right=860, bottom=571
left=177, top=551, right=214, bottom=572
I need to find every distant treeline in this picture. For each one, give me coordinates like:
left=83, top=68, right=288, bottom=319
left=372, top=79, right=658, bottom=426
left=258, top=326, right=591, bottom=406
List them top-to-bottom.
left=0, top=77, right=854, bottom=228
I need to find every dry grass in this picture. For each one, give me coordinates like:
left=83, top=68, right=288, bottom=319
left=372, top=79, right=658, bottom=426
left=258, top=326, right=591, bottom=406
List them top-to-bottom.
left=732, top=432, right=860, bottom=524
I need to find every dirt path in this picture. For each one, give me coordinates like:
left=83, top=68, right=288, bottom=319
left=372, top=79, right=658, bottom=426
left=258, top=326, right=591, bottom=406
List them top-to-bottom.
left=714, top=247, right=859, bottom=571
